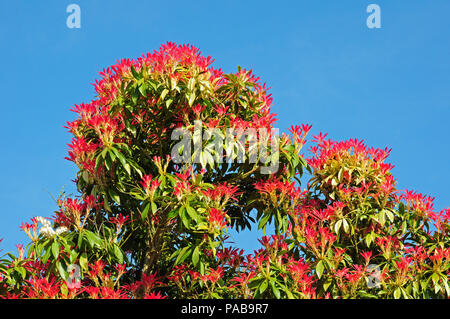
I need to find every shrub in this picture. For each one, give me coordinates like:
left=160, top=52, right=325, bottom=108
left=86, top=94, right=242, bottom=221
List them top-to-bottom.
left=0, top=42, right=448, bottom=299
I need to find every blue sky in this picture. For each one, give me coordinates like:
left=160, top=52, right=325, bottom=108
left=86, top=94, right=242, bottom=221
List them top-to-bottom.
left=0, top=0, right=449, bottom=254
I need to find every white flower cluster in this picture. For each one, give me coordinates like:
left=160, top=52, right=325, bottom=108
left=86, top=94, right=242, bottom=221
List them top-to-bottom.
left=36, top=216, right=68, bottom=238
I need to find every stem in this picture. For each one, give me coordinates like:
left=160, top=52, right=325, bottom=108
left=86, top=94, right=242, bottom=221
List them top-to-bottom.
left=136, top=206, right=171, bottom=297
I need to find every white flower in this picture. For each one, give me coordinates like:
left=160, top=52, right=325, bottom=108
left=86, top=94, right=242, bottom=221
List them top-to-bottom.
left=35, top=216, right=51, bottom=227
left=36, top=216, right=69, bottom=238
left=39, top=226, right=56, bottom=238
left=55, top=226, right=69, bottom=236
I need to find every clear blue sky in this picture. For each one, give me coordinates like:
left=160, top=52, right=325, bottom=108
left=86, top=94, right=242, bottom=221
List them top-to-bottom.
left=0, top=0, right=449, bottom=254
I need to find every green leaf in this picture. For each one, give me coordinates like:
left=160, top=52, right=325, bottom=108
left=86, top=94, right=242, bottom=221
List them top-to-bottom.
left=130, top=64, right=140, bottom=79
left=147, top=79, right=157, bottom=91
left=138, top=83, right=147, bottom=96
left=160, top=88, right=169, bottom=101
left=131, top=90, right=139, bottom=105
left=188, top=92, right=196, bottom=106
left=108, top=148, right=116, bottom=161
left=111, top=148, right=131, bottom=175
left=104, top=153, right=112, bottom=170
left=81, top=170, right=90, bottom=183
left=108, top=189, right=121, bottom=205
left=151, top=201, right=158, bottom=215
left=141, top=202, right=150, bottom=220
left=186, top=205, right=199, bottom=223
left=179, top=207, right=190, bottom=229
left=167, top=209, right=178, bottom=220
left=384, top=209, right=395, bottom=223
left=378, top=211, right=386, bottom=226
left=258, top=213, right=271, bottom=231
left=342, top=219, right=350, bottom=233
left=334, top=220, right=342, bottom=234
left=401, top=221, right=407, bottom=234
left=84, top=231, right=102, bottom=248
left=77, top=232, right=84, bottom=249
left=365, top=233, right=373, bottom=247
left=51, top=241, right=60, bottom=259
left=42, top=244, right=52, bottom=264
left=113, top=245, right=124, bottom=264
left=175, top=246, right=191, bottom=265
left=192, top=246, right=200, bottom=267
left=69, top=249, right=78, bottom=264
left=79, top=253, right=88, bottom=271
left=316, top=260, right=324, bottom=279
left=57, top=261, right=67, bottom=280
left=199, top=261, right=205, bottom=275
left=16, top=267, right=26, bottom=279
left=431, top=272, right=440, bottom=285
left=323, top=277, right=333, bottom=291
left=248, top=278, right=264, bottom=290
left=443, top=278, right=450, bottom=296
left=259, top=280, right=268, bottom=295
left=270, top=281, right=281, bottom=299
left=434, top=283, right=441, bottom=294
left=285, top=287, right=295, bottom=299
left=393, top=287, right=401, bottom=299
left=401, top=288, right=409, bottom=299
